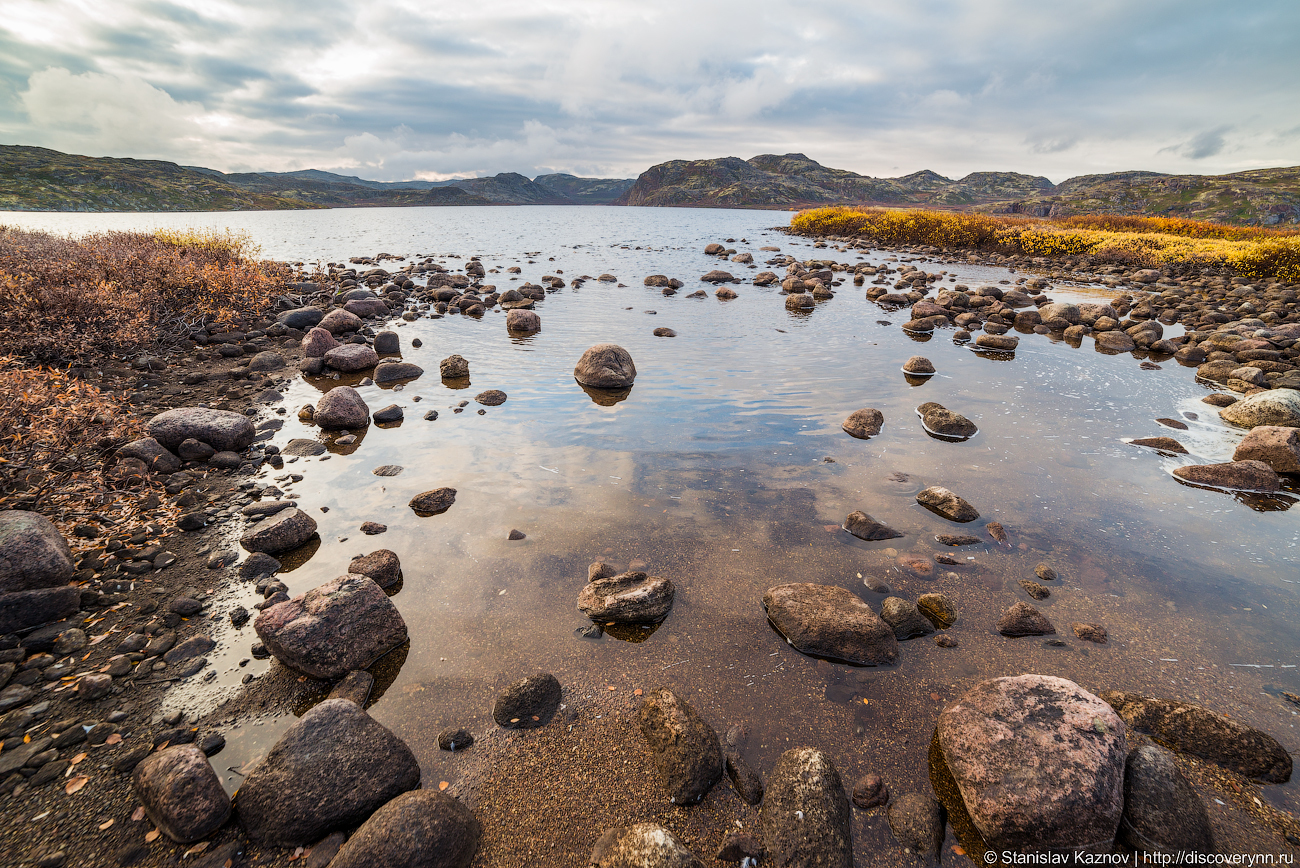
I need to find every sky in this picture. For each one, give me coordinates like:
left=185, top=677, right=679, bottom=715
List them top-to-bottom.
left=0, top=0, right=1297, bottom=184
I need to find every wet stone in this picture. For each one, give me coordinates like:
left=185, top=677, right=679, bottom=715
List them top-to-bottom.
left=842, top=510, right=903, bottom=541
left=1019, top=579, right=1051, bottom=600
left=880, top=597, right=935, bottom=640
left=997, top=601, right=1056, bottom=637
left=493, top=672, right=561, bottom=729
left=638, top=686, right=723, bottom=805
left=438, top=727, right=474, bottom=751
left=852, top=773, right=888, bottom=809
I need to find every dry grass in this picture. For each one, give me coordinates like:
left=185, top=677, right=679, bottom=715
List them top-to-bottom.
left=791, top=207, right=1300, bottom=282
left=0, top=225, right=277, bottom=364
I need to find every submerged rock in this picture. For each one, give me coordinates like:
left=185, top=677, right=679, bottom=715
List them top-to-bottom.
left=1129, top=437, right=1188, bottom=454
left=842, top=510, right=903, bottom=541
left=763, top=583, right=898, bottom=665
left=917, top=593, right=957, bottom=629
left=880, top=597, right=935, bottom=639
left=997, top=601, right=1055, bottom=636
left=493, top=672, right=561, bottom=729
left=938, top=675, right=1126, bottom=854
left=638, top=687, right=723, bottom=804
left=1117, top=743, right=1214, bottom=854
left=761, top=747, right=852, bottom=868
left=888, top=793, right=945, bottom=859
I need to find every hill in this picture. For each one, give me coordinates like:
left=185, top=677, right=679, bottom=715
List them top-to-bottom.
left=616, top=153, right=1300, bottom=225
left=533, top=173, right=635, bottom=204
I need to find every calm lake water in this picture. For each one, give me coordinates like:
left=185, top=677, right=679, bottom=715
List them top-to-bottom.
left=6, top=205, right=1299, bottom=857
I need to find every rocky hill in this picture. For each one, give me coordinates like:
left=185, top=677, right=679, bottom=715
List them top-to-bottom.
left=0, top=146, right=312, bottom=212
left=616, top=153, right=1300, bottom=225
left=533, top=173, right=635, bottom=204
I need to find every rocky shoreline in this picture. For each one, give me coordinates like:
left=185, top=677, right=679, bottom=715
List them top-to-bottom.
left=1, top=237, right=1298, bottom=866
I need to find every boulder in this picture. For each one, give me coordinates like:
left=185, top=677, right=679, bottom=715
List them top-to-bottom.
left=701, top=270, right=735, bottom=283
left=344, top=298, right=390, bottom=319
left=1038, top=302, right=1080, bottom=324
left=277, top=307, right=324, bottom=330
left=319, top=308, right=364, bottom=335
left=506, top=309, right=541, bottom=333
left=1095, top=331, right=1137, bottom=352
left=974, top=334, right=1019, bottom=352
left=574, top=343, right=637, bottom=388
left=324, top=344, right=379, bottom=372
left=248, top=351, right=285, bottom=372
left=439, top=354, right=469, bottom=379
left=902, top=356, right=935, bottom=375
left=374, top=361, right=423, bottom=384
left=315, top=387, right=370, bottom=430
left=1219, top=388, right=1300, bottom=429
left=919, top=405, right=978, bottom=439
left=147, top=408, right=255, bottom=452
left=841, top=408, right=884, bottom=439
left=1232, top=425, right=1300, bottom=473
left=1172, top=460, right=1280, bottom=492
left=916, top=486, right=979, bottom=522
left=410, top=487, right=456, bottom=516
left=240, top=507, right=318, bottom=554
left=0, top=511, right=74, bottom=593
left=842, top=511, right=903, bottom=541
left=347, top=550, right=401, bottom=588
left=578, top=571, right=675, bottom=623
left=254, top=575, right=407, bottom=679
left=762, top=583, right=898, bottom=666
left=0, top=586, right=80, bottom=634
left=880, top=597, right=935, bottom=639
left=997, top=601, right=1056, bottom=636
left=492, top=672, right=561, bottom=729
left=938, top=675, right=1127, bottom=853
left=637, top=687, right=723, bottom=804
left=1100, top=691, right=1292, bottom=782
left=234, top=699, right=420, bottom=847
left=1117, top=743, right=1214, bottom=854
left=133, top=745, right=230, bottom=844
left=761, top=747, right=852, bottom=868
left=329, top=791, right=480, bottom=868
left=591, top=825, right=703, bottom=868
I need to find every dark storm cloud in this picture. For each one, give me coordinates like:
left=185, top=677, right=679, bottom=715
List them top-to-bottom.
left=0, top=0, right=1296, bottom=181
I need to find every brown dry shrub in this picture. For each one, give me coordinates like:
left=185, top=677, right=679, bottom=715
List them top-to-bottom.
left=0, top=226, right=277, bottom=364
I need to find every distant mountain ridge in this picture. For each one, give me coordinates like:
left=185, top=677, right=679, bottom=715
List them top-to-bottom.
left=616, top=153, right=1300, bottom=224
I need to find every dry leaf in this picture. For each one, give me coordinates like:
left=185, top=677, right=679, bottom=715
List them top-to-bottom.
left=88, top=632, right=111, bottom=645
left=607, top=685, right=616, bottom=691
left=633, top=688, right=643, bottom=696
left=105, top=733, right=122, bottom=745
left=71, top=752, right=87, bottom=765
left=65, top=775, right=89, bottom=794
left=438, top=781, right=449, bottom=791
left=131, top=806, right=146, bottom=822
left=99, top=819, right=114, bottom=830
left=144, top=829, right=160, bottom=843
left=184, top=842, right=209, bottom=856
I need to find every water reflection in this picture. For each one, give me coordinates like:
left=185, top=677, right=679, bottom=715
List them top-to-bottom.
left=579, top=382, right=633, bottom=406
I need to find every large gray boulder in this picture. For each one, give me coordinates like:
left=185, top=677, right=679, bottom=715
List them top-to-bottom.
left=574, top=343, right=637, bottom=389
left=315, top=386, right=370, bottom=430
left=1219, top=389, right=1300, bottom=429
left=147, top=407, right=255, bottom=452
left=240, top=507, right=318, bottom=555
left=0, top=511, right=74, bottom=593
left=578, top=571, right=675, bottom=623
left=254, top=574, right=407, bottom=679
left=762, top=583, right=898, bottom=666
left=938, top=675, right=1127, bottom=854
left=637, top=687, right=723, bottom=805
left=234, top=699, right=420, bottom=847
left=1118, top=743, right=1214, bottom=854
left=133, top=744, right=231, bottom=844
left=761, top=747, right=852, bottom=868
left=329, top=790, right=480, bottom=868
left=591, top=825, right=703, bottom=868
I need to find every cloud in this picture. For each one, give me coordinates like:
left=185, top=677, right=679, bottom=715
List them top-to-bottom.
left=1159, top=126, right=1232, bottom=160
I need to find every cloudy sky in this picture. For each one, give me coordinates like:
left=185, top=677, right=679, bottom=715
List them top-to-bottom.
left=1, top=0, right=1296, bottom=184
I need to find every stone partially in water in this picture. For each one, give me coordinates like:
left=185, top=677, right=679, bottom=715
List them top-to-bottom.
left=574, top=343, right=637, bottom=388
left=323, top=344, right=379, bottom=373
left=440, top=354, right=469, bottom=379
left=902, top=356, right=935, bottom=375
left=374, top=361, right=423, bottom=384
left=315, top=386, right=370, bottom=430
left=1219, top=388, right=1300, bottom=429
left=475, top=390, right=507, bottom=406
left=919, top=404, right=978, bottom=439
left=842, top=408, right=884, bottom=439
left=1232, top=425, right=1300, bottom=474
left=1129, top=437, right=1188, bottom=454
left=1172, top=460, right=1280, bottom=492
left=916, top=486, right=979, bottom=522
left=410, top=487, right=457, bottom=516
left=240, top=508, right=317, bottom=555
left=842, top=510, right=903, bottom=540
left=348, top=550, right=401, bottom=588
left=578, top=572, right=674, bottom=623
left=1019, top=579, right=1051, bottom=600
left=762, top=583, right=898, bottom=666
left=917, top=593, right=957, bottom=628
left=880, top=597, right=935, bottom=639
left=997, top=601, right=1055, bottom=636
left=492, top=672, right=561, bottom=729
left=938, top=675, right=1126, bottom=854
left=638, top=687, right=723, bottom=805
left=1100, top=691, right=1292, bottom=782
left=1117, top=743, right=1214, bottom=854
left=761, top=748, right=852, bottom=868
left=852, top=773, right=888, bottom=809
left=887, top=793, right=945, bottom=860
left=591, top=825, right=703, bottom=868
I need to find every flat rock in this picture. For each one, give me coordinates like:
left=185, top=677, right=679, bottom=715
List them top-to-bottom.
left=974, top=333, right=1019, bottom=352
left=574, top=343, right=637, bottom=388
left=324, top=344, right=379, bottom=372
left=374, top=361, right=423, bottom=384
left=315, top=386, right=370, bottom=430
left=1219, top=388, right=1300, bottom=428
left=475, top=390, right=507, bottom=406
left=919, top=404, right=978, bottom=439
left=147, top=408, right=255, bottom=452
left=842, top=408, right=884, bottom=439
left=1232, top=425, right=1300, bottom=474
left=1129, top=437, right=1188, bottom=454
left=283, top=438, right=327, bottom=457
left=1172, top=460, right=1280, bottom=491
left=916, top=486, right=979, bottom=522
left=410, top=487, right=456, bottom=516
left=240, top=507, right=318, bottom=554
left=843, top=510, right=903, bottom=541
left=0, top=511, right=74, bottom=593
left=578, top=571, right=674, bottom=623
left=254, top=574, right=407, bottom=679
left=762, top=583, right=898, bottom=666
left=0, top=586, right=81, bottom=634
left=997, top=601, right=1055, bottom=636
left=492, top=672, right=561, bottom=729
left=938, top=675, right=1127, bottom=853
left=638, top=687, right=723, bottom=804
left=1100, top=690, right=1292, bottom=782
left=234, top=699, right=420, bottom=847
left=1118, top=743, right=1214, bottom=854
left=133, top=744, right=230, bottom=843
left=761, top=747, right=852, bottom=868
left=329, top=790, right=480, bottom=868
left=591, top=825, right=703, bottom=868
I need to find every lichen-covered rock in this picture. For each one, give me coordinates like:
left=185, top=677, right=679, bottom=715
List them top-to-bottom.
left=1219, top=389, right=1300, bottom=429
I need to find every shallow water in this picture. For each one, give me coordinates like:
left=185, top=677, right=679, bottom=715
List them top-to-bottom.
left=7, top=205, right=1300, bottom=856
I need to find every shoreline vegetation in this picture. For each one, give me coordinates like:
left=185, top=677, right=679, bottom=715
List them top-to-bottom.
left=790, top=207, right=1300, bottom=283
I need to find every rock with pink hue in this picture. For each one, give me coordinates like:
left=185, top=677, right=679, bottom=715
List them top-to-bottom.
left=344, top=298, right=391, bottom=319
left=319, top=308, right=364, bottom=335
left=301, top=327, right=341, bottom=358
left=315, top=386, right=370, bottom=430
left=1232, top=425, right=1300, bottom=474
left=1172, top=460, right=1280, bottom=491
left=254, top=574, right=407, bottom=679
left=937, top=675, right=1127, bottom=854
